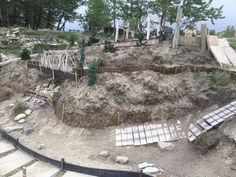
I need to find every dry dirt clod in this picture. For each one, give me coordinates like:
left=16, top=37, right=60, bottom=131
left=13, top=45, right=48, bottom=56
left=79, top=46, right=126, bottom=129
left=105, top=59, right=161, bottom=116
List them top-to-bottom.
left=14, top=113, right=27, bottom=121
left=99, top=150, right=110, bottom=158
left=116, top=156, right=129, bottom=164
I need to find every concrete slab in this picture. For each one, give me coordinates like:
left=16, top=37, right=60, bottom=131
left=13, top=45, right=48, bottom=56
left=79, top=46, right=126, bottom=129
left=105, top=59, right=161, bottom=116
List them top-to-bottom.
left=207, top=35, right=219, bottom=46
left=219, top=38, right=230, bottom=48
left=210, top=46, right=232, bottom=66
left=223, top=47, right=236, bottom=66
left=0, top=141, right=15, bottom=155
left=0, top=150, right=33, bottom=176
left=10, top=161, right=59, bottom=177
left=63, top=171, right=96, bottom=177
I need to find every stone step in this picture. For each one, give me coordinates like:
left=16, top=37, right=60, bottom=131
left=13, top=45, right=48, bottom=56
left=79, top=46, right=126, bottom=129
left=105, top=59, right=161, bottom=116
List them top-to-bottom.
left=0, top=141, right=15, bottom=155
left=0, top=150, right=34, bottom=176
left=9, top=161, right=60, bottom=177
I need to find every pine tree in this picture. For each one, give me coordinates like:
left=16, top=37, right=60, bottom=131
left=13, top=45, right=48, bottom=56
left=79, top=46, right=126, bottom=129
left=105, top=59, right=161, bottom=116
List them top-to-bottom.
left=86, top=0, right=111, bottom=32
left=77, top=41, right=85, bottom=77
left=87, top=59, right=97, bottom=86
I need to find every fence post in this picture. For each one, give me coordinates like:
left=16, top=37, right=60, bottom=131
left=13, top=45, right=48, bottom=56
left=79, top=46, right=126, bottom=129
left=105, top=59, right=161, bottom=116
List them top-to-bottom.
left=172, top=5, right=183, bottom=49
left=201, top=24, right=208, bottom=51
left=14, top=138, right=19, bottom=148
left=60, top=158, right=65, bottom=170
left=22, top=167, right=27, bottom=177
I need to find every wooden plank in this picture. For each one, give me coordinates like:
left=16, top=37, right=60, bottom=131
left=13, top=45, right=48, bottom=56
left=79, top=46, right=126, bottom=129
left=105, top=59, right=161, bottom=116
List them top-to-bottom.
left=207, top=35, right=219, bottom=47
left=219, top=38, right=230, bottom=48
left=210, top=46, right=232, bottom=66
left=223, top=47, right=236, bottom=66
left=176, top=120, right=186, bottom=138
left=163, top=123, right=172, bottom=141
left=144, top=124, right=153, bottom=144
left=150, top=124, right=160, bottom=142
left=156, top=124, right=166, bottom=142
left=169, top=124, right=179, bottom=140
left=138, top=125, right=147, bottom=145
left=132, top=126, right=141, bottom=146
left=126, top=127, right=134, bottom=145
left=121, top=128, right=128, bottom=146
left=115, top=129, right=122, bottom=146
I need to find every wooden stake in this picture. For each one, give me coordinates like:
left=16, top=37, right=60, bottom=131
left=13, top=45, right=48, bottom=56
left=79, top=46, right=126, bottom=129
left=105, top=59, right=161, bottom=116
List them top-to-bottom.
left=172, top=5, right=183, bottom=49
left=147, top=15, right=151, bottom=40
left=115, top=20, right=119, bottom=42
left=201, top=24, right=208, bottom=51
left=22, top=167, right=26, bottom=177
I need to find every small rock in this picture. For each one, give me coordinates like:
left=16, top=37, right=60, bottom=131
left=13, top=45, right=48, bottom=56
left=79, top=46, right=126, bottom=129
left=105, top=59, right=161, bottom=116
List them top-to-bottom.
left=43, top=83, right=48, bottom=88
left=22, top=96, right=31, bottom=102
left=8, top=103, right=15, bottom=108
left=24, top=109, right=32, bottom=116
left=14, top=113, right=27, bottom=121
left=18, top=119, right=26, bottom=124
left=3, top=125, right=23, bottom=133
left=22, top=125, right=33, bottom=135
left=158, top=142, right=175, bottom=151
left=38, top=144, right=45, bottom=150
left=99, top=151, right=110, bottom=158
left=116, top=156, right=129, bottom=164
left=138, top=162, right=154, bottom=169
left=230, top=162, right=236, bottom=170
left=142, top=167, right=161, bottom=174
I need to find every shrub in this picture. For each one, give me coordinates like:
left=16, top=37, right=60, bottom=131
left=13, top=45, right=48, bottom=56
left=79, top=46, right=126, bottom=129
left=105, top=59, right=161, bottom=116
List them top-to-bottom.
left=87, top=32, right=99, bottom=46
left=135, top=32, right=147, bottom=46
left=69, top=34, right=78, bottom=47
left=103, top=40, right=116, bottom=53
left=32, top=42, right=47, bottom=54
left=58, top=43, right=68, bottom=50
left=77, top=44, right=85, bottom=77
left=21, top=48, right=31, bottom=60
left=0, top=54, right=2, bottom=62
left=87, top=59, right=98, bottom=86
left=210, top=71, right=232, bottom=86
left=52, top=75, right=63, bottom=86
left=13, top=102, right=27, bottom=115
left=192, top=130, right=221, bottom=152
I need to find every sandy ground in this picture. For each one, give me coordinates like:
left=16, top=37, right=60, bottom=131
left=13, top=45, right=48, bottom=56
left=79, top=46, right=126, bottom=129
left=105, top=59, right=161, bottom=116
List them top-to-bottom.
left=0, top=96, right=235, bottom=177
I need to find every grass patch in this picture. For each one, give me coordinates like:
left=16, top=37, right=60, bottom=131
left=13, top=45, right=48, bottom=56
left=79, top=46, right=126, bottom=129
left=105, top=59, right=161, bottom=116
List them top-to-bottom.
left=228, top=38, right=236, bottom=48
left=0, top=44, right=21, bottom=56
left=210, top=71, right=234, bottom=86
left=13, top=102, right=27, bottom=115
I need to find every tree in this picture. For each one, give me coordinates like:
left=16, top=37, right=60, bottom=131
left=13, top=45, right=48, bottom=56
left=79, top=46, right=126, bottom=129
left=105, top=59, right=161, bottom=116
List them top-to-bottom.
left=85, top=0, right=110, bottom=32
left=107, top=0, right=122, bottom=28
left=121, top=0, right=150, bottom=33
left=150, top=0, right=224, bottom=29
left=222, top=26, right=236, bottom=37
left=87, top=59, right=97, bottom=86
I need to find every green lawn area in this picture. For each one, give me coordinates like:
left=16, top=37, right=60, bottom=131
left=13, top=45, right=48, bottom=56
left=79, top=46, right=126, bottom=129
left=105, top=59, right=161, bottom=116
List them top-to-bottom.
left=228, top=38, right=236, bottom=48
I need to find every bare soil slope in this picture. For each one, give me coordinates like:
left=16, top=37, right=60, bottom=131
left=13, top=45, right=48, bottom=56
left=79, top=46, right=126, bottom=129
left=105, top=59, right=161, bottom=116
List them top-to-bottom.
left=58, top=71, right=236, bottom=128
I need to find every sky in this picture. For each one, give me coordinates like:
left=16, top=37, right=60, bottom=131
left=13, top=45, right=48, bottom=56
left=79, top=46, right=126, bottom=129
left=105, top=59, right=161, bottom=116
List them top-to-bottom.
left=65, top=0, right=236, bottom=32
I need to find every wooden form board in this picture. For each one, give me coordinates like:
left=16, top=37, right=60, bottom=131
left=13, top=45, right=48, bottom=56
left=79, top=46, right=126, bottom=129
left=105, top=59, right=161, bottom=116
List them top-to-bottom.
left=210, top=46, right=232, bottom=67
left=223, top=47, right=236, bottom=66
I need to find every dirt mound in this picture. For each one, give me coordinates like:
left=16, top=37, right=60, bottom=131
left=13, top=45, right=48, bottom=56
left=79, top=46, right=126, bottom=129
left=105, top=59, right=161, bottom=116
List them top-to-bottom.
left=84, top=42, right=217, bottom=67
left=0, top=61, right=43, bottom=100
left=57, top=71, right=236, bottom=128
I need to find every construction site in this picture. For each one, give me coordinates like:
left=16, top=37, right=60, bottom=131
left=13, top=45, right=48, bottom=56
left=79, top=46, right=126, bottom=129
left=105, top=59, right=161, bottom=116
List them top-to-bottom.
left=0, top=1, right=236, bottom=177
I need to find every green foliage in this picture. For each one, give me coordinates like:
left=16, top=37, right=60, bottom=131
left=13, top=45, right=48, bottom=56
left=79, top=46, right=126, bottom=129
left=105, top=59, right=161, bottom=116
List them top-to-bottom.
left=85, top=0, right=111, bottom=32
left=222, top=26, right=236, bottom=38
left=209, top=29, right=216, bottom=35
left=87, top=32, right=100, bottom=46
left=135, top=32, right=147, bottom=46
left=69, top=34, right=78, bottom=47
left=228, top=38, right=236, bottom=48
left=103, top=40, right=116, bottom=53
left=32, top=42, right=47, bottom=54
left=58, top=43, right=68, bottom=50
left=77, top=43, right=86, bottom=77
left=21, top=48, right=31, bottom=60
left=0, top=55, right=2, bottom=63
left=87, top=59, right=98, bottom=86
left=210, top=71, right=233, bottom=86
left=52, top=75, right=63, bottom=86
left=13, top=102, right=27, bottom=115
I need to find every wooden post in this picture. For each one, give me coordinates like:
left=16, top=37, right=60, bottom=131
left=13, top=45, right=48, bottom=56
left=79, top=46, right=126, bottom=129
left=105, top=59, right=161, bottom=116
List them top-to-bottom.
left=172, top=5, right=183, bottom=49
left=146, top=14, right=151, bottom=40
left=156, top=19, right=160, bottom=37
left=115, top=20, right=119, bottom=42
left=125, top=23, right=129, bottom=40
left=201, top=24, right=208, bottom=51
left=22, top=167, right=26, bottom=177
